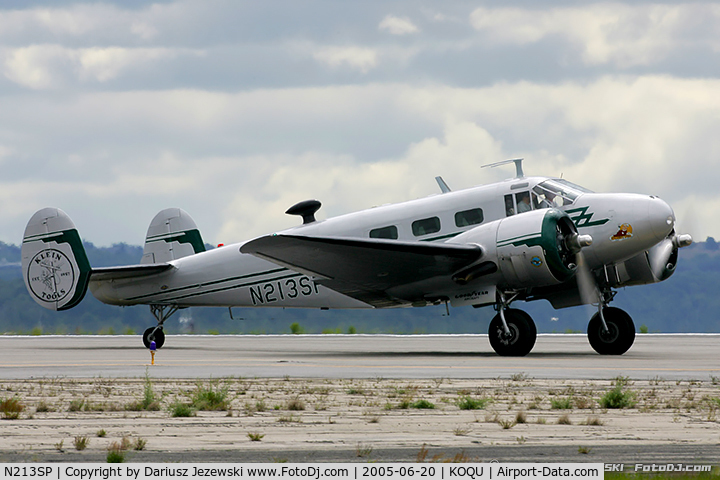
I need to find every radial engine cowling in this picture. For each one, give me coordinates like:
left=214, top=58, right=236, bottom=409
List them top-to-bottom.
left=449, top=209, right=591, bottom=290
left=611, top=232, right=691, bottom=287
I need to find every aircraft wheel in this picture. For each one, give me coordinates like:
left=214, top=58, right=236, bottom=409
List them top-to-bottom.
left=587, top=307, right=635, bottom=355
left=488, top=309, right=537, bottom=356
left=143, top=327, right=165, bottom=349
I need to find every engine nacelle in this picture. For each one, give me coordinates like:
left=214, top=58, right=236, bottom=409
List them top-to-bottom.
left=450, top=209, right=589, bottom=290
left=611, top=233, right=689, bottom=287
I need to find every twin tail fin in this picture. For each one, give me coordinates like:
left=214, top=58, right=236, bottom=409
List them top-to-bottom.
left=21, top=207, right=205, bottom=311
left=21, top=208, right=91, bottom=311
left=141, top=208, right=206, bottom=264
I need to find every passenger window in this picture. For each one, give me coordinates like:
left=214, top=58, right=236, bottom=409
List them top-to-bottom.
left=455, top=208, right=484, bottom=227
left=412, top=217, right=441, bottom=237
left=369, top=225, right=398, bottom=240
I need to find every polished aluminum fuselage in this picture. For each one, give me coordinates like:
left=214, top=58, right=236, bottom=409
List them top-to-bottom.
left=89, top=176, right=676, bottom=309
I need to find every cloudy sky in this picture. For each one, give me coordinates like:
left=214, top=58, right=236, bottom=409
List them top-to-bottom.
left=1, top=0, right=718, bottom=247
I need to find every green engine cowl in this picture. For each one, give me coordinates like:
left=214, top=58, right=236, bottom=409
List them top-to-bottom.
left=451, top=209, right=591, bottom=290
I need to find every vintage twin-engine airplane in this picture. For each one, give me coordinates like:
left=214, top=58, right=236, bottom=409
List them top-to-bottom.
left=21, top=160, right=692, bottom=356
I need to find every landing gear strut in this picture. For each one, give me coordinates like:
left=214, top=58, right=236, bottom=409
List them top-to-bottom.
left=587, top=290, right=635, bottom=355
left=488, top=292, right=537, bottom=356
left=142, top=305, right=180, bottom=349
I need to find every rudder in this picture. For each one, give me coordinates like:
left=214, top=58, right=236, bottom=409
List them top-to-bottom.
left=21, top=208, right=91, bottom=311
left=141, top=208, right=205, bottom=264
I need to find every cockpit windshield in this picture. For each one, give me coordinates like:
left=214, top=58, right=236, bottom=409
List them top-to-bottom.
left=533, top=179, right=592, bottom=208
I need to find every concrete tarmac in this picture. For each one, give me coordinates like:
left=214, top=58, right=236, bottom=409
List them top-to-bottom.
left=1, top=333, right=718, bottom=381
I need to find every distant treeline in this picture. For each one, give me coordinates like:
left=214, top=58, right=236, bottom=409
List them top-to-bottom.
left=1, top=239, right=719, bottom=335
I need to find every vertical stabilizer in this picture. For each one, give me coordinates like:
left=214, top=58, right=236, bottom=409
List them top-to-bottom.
left=21, top=208, right=91, bottom=311
left=141, top=208, right=206, bottom=264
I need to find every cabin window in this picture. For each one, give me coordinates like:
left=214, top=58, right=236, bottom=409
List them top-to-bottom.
left=455, top=208, right=484, bottom=227
left=412, top=217, right=441, bottom=237
left=369, top=225, right=398, bottom=240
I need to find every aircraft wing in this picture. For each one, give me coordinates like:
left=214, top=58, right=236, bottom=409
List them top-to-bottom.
left=240, top=234, right=482, bottom=307
left=90, top=264, right=174, bottom=282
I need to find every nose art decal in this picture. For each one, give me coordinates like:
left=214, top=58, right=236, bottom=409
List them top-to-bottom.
left=610, top=223, right=633, bottom=241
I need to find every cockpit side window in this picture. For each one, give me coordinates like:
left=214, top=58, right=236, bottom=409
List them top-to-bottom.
left=535, top=179, right=585, bottom=207
left=515, top=191, right=532, bottom=213
left=504, top=194, right=515, bottom=217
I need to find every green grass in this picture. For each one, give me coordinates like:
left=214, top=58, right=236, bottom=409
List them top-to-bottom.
left=126, top=370, right=161, bottom=411
left=599, top=378, right=636, bottom=409
left=191, top=380, right=231, bottom=411
left=456, top=396, right=490, bottom=410
left=0, top=397, right=24, bottom=420
left=551, top=397, right=573, bottom=409
left=410, top=399, right=435, bottom=409
left=169, top=402, right=195, bottom=417
left=73, top=436, right=89, bottom=451
left=106, top=437, right=131, bottom=463
left=106, top=447, right=125, bottom=463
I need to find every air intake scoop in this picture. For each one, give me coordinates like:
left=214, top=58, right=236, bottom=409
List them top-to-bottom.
left=286, top=199, right=322, bottom=224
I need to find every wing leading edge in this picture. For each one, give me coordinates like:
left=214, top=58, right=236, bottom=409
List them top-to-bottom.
left=240, top=234, right=483, bottom=307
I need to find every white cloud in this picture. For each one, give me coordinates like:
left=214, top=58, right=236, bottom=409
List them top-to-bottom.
left=0, top=4, right=147, bottom=42
left=469, top=4, right=720, bottom=67
left=378, top=15, right=420, bottom=35
left=2, top=45, right=202, bottom=88
left=313, top=46, right=378, bottom=73
left=1, top=76, right=719, bottom=244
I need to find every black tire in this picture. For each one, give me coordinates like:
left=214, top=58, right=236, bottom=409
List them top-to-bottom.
left=587, top=307, right=635, bottom=355
left=488, top=309, right=537, bottom=356
left=143, top=326, right=165, bottom=349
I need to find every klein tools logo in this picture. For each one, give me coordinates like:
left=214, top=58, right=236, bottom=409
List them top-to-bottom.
left=611, top=223, right=634, bottom=241
left=27, top=249, right=75, bottom=302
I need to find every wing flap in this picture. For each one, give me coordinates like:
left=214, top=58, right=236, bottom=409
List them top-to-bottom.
left=241, top=235, right=482, bottom=306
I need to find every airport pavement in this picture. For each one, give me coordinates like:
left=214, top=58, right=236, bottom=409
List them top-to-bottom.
left=0, top=334, right=718, bottom=381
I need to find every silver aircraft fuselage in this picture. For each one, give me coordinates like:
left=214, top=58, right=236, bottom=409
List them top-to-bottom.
left=89, top=176, right=675, bottom=310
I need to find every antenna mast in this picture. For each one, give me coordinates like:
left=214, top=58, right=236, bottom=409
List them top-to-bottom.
left=481, top=158, right=524, bottom=178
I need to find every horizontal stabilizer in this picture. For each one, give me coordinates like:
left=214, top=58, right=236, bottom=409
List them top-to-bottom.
left=241, top=234, right=482, bottom=307
left=91, top=264, right=174, bottom=282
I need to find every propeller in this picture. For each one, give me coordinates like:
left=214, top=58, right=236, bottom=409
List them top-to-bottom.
left=575, top=250, right=599, bottom=305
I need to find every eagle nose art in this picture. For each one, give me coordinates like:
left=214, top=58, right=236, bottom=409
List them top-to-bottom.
left=648, top=196, right=675, bottom=241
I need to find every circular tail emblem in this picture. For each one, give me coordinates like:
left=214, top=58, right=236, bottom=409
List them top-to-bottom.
left=27, top=249, right=75, bottom=302
left=530, top=256, right=543, bottom=267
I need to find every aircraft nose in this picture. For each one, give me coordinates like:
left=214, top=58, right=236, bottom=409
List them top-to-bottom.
left=648, top=196, right=675, bottom=240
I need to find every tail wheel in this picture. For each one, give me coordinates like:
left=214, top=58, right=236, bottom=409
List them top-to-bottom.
left=587, top=307, right=635, bottom=355
left=488, top=309, right=537, bottom=357
left=143, top=327, right=165, bottom=349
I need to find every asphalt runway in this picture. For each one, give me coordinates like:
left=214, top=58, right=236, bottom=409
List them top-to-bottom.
left=0, top=333, right=718, bottom=380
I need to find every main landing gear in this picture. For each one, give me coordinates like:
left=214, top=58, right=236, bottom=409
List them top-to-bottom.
left=487, top=289, right=636, bottom=356
left=587, top=290, right=635, bottom=355
left=488, top=292, right=537, bottom=356
left=142, top=304, right=180, bottom=349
